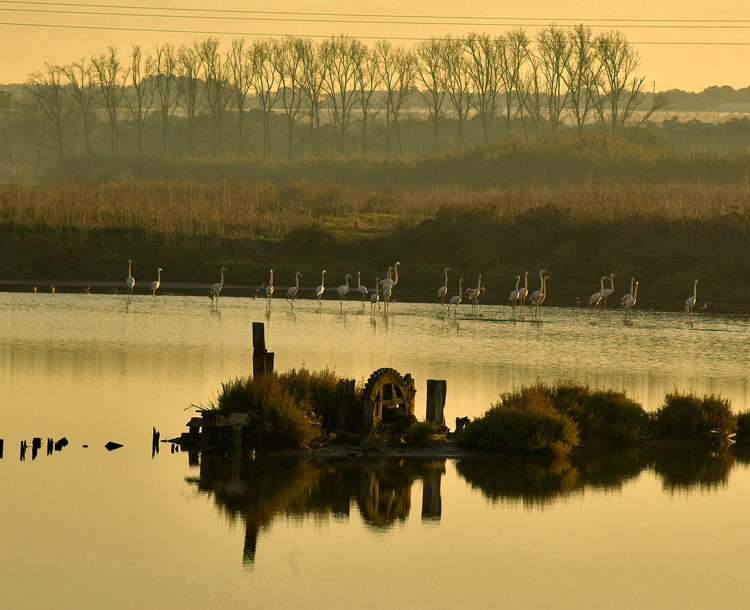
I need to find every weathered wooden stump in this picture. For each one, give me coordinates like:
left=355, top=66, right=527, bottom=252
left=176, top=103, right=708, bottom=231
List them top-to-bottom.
left=252, top=322, right=273, bottom=377
left=426, top=380, right=447, bottom=426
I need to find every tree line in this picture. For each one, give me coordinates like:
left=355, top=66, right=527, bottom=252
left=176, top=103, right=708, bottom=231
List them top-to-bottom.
left=0, top=25, right=667, bottom=174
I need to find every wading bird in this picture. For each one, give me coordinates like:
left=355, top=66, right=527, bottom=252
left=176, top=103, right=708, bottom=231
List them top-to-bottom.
left=126, top=259, right=135, bottom=296
left=379, top=261, right=400, bottom=291
left=210, top=267, right=227, bottom=306
left=438, top=267, right=451, bottom=311
left=150, top=268, right=162, bottom=300
left=529, top=269, right=547, bottom=308
left=265, top=270, right=274, bottom=307
left=316, top=270, right=326, bottom=309
left=356, top=271, right=368, bottom=306
left=518, top=271, right=529, bottom=305
left=287, top=272, right=302, bottom=306
left=531, top=272, right=549, bottom=311
left=601, top=273, right=615, bottom=308
left=337, top=274, right=352, bottom=311
left=466, top=274, right=483, bottom=312
left=509, top=275, right=521, bottom=310
left=590, top=275, right=607, bottom=308
left=621, top=276, right=635, bottom=308
left=370, top=277, right=380, bottom=312
left=449, top=278, right=464, bottom=315
left=685, top=279, right=698, bottom=314
left=624, top=281, right=638, bottom=311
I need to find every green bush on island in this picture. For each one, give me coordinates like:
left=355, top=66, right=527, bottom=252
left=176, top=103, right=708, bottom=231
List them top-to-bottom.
left=548, top=382, right=649, bottom=444
left=458, top=386, right=580, bottom=459
left=651, top=392, right=737, bottom=442
left=734, top=411, right=750, bottom=444
left=405, top=421, right=441, bottom=446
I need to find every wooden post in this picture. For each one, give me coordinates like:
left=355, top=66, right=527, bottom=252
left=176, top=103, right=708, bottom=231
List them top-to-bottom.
left=252, top=322, right=269, bottom=377
left=252, top=322, right=265, bottom=350
left=264, top=352, right=275, bottom=375
left=336, top=379, right=355, bottom=430
left=426, top=380, right=447, bottom=426
left=0, top=439, right=3, bottom=459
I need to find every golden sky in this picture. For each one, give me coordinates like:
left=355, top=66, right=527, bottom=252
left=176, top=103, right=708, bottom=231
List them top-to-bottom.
left=2, top=0, right=750, bottom=91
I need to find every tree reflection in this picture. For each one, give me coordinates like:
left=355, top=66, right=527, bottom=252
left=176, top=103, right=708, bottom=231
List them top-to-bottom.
left=186, top=455, right=445, bottom=564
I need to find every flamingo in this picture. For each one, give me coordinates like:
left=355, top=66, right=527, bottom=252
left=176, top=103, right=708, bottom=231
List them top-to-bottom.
left=126, top=259, right=135, bottom=296
left=379, top=261, right=400, bottom=291
left=210, top=267, right=227, bottom=306
left=438, top=267, right=451, bottom=311
left=150, top=268, right=162, bottom=300
left=529, top=269, right=547, bottom=308
left=265, top=270, right=274, bottom=307
left=316, top=270, right=326, bottom=309
left=382, top=270, right=394, bottom=312
left=286, top=271, right=302, bottom=306
left=356, top=271, right=368, bottom=306
left=517, top=271, right=529, bottom=305
left=530, top=271, right=549, bottom=309
left=601, top=273, right=615, bottom=308
left=337, top=274, right=352, bottom=311
left=466, top=274, right=483, bottom=312
left=509, top=275, right=521, bottom=310
left=590, top=275, right=606, bottom=308
left=621, top=276, right=635, bottom=308
left=370, top=277, right=380, bottom=312
left=449, top=279, right=464, bottom=315
left=685, top=279, right=698, bottom=314
left=624, top=281, right=638, bottom=311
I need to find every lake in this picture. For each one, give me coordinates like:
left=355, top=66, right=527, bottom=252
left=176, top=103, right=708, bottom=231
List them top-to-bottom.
left=2, top=292, right=750, bottom=608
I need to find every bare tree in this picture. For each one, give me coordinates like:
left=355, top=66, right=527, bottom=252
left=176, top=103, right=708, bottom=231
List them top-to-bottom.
left=562, top=24, right=601, bottom=135
left=537, top=25, right=573, bottom=134
left=497, top=30, right=528, bottom=138
left=595, top=31, right=646, bottom=135
left=465, top=33, right=502, bottom=147
left=320, top=35, right=365, bottom=154
left=440, top=36, right=472, bottom=150
left=200, top=37, right=232, bottom=157
left=272, top=37, right=306, bottom=160
left=414, top=37, right=448, bottom=153
left=227, top=38, right=253, bottom=158
left=249, top=38, right=283, bottom=158
left=298, top=38, right=326, bottom=156
left=376, top=41, right=414, bottom=158
left=175, top=42, right=203, bottom=157
left=154, top=43, right=178, bottom=157
left=520, top=44, right=543, bottom=139
left=122, top=45, right=156, bottom=156
left=354, top=45, right=382, bottom=155
left=92, top=47, right=124, bottom=155
left=61, top=58, right=96, bottom=157
left=27, top=63, right=67, bottom=160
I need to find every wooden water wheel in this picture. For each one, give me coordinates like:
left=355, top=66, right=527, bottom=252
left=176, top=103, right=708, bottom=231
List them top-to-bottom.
left=363, top=368, right=416, bottom=433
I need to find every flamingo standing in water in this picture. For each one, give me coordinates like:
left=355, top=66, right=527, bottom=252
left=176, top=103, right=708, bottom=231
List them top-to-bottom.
left=126, top=259, right=135, bottom=297
left=210, top=267, right=227, bottom=306
left=437, top=267, right=451, bottom=311
left=150, top=268, right=162, bottom=301
left=529, top=269, right=547, bottom=308
left=265, top=270, right=274, bottom=307
left=316, top=270, right=326, bottom=309
left=287, top=271, right=302, bottom=306
left=356, top=271, right=368, bottom=307
left=517, top=271, right=529, bottom=305
left=601, top=273, right=615, bottom=308
left=337, top=274, right=352, bottom=311
left=466, top=274, right=483, bottom=313
left=509, top=275, right=521, bottom=310
left=590, top=275, right=607, bottom=308
left=621, top=276, right=635, bottom=308
left=370, top=277, right=380, bottom=312
left=449, top=278, right=464, bottom=315
left=685, top=279, right=698, bottom=314
left=624, top=281, right=638, bottom=312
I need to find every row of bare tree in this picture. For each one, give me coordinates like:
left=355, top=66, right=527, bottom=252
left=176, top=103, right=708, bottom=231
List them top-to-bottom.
left=23, top=26, right=665, bottom=162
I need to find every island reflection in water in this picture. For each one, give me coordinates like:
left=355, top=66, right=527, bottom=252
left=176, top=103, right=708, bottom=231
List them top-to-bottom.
left=187, top=445, right=750, bottom=565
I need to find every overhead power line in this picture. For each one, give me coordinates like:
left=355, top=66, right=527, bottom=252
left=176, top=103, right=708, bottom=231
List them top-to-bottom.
left=1, top=0, right=750, bottom=25
left=4, top=19, right=750, bottom=45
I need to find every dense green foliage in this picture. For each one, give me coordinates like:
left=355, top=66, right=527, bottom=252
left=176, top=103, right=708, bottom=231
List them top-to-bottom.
left=458, top=386, right=580, bottom=459
left=651, top=392, right=737, bottom=442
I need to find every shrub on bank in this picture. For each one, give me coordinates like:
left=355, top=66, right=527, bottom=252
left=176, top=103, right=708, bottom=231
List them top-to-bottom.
left=550, top=382, right=649, bottom=444
left=458, top=387, right=579, bottom=459
left=651, top=392, right=736, bottom=442
left=735, top=411, right=750, bottom=444
left=406, top=421, right=441, bottom=445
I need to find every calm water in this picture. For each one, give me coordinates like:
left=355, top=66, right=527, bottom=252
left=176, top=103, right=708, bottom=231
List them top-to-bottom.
left=3, top=292, right=750, bottom=608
